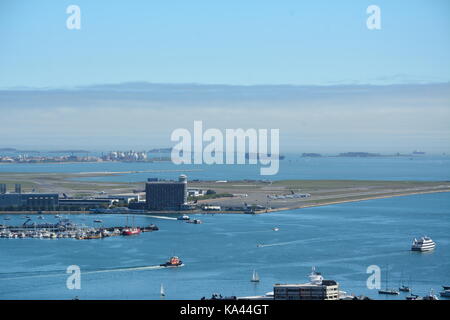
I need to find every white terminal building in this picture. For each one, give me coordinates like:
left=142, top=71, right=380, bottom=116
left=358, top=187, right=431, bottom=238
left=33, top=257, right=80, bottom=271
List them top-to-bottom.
left=273, top=267, right=339, bottom=300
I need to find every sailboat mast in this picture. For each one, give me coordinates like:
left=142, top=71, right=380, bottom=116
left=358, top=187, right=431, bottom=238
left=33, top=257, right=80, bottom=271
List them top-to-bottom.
left=385, top=265, right=389, bottom=290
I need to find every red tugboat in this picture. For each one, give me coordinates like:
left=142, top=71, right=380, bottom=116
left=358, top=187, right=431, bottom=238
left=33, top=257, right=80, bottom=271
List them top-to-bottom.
left=122, top=227, right=141, bottom=236
left=160, top=256, right=183, bottom=267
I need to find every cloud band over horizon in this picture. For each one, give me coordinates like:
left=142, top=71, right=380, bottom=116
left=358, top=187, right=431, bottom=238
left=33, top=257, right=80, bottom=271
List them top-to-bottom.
left=0, top=82, right=449, bottom=154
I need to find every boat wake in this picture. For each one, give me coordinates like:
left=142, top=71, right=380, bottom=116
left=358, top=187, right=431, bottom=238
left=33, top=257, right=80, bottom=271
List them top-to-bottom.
left=144, top=215, right=178, bottom=220
left=257, top=237, right=324, bottom=248
left=257, top=240, right=304, bottom=248
left=0, top=264, right=178, bottom=281
left=83, top=265, right=166, bottom=274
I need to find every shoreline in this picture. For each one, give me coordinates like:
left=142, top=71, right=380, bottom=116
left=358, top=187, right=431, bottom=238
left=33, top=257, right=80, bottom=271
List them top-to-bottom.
left=1, top=189, right=449, bottom=216
left=260, top=189, right=450, bottom=213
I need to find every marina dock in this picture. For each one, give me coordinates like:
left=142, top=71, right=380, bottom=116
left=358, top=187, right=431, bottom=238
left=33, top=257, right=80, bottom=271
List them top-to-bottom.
left=0, top=219, right=158, bottom=240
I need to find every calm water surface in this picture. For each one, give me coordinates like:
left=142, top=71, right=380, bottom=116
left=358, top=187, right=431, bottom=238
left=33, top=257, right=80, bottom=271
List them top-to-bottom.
left=1, top=155, right=449, bottom=182
left=0, top=192, right=449, bottom=300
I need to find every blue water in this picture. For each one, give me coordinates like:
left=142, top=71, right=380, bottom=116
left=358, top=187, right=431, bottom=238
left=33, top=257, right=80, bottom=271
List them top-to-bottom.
left=1, top=155, right=449, bottom=182
left=0, top=157, right=449, bottom=299
left=0, top=192, right=449, bottom=300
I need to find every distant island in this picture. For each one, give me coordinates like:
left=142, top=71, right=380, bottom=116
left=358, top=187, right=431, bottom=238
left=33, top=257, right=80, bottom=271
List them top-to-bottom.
left=148, top=148, right=173, bottom=153
left=48, top=150, right=91, bottom=154
left=338, top=152, right=381, bottom=157
left=245, top=153, right=285, bottom=160
left=302, top=153, right=322, bottom=157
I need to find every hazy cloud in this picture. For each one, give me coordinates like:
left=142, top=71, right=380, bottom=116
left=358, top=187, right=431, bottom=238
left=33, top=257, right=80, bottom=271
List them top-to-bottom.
left=1, top=82, right=449, bottom=153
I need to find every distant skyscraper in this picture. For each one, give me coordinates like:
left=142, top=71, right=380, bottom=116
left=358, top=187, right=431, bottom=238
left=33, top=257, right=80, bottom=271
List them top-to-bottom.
left=0, top=184, right=6, bottom=194
left=15, top=184, right=21, bottom=194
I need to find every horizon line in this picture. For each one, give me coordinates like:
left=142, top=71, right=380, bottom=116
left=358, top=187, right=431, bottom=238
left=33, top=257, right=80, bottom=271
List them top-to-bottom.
left=1, top=80, right=450, bottom=91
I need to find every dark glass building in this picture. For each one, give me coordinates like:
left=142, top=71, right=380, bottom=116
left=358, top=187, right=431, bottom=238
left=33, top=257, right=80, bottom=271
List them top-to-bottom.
left=145, top=175, right=187, bottom=210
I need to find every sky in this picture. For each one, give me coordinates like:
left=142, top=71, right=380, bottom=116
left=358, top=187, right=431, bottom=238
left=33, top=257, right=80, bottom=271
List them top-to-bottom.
left=1, top=0, right=449, bottom=87
left=0, top=1, right=449, bottom=153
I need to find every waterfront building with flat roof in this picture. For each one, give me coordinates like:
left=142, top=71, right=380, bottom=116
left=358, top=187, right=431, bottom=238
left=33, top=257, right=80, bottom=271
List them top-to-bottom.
left=187, top=188, right=206, bottom=197
left=0, top=193, right=59, bottom=210
left=97, top=193, right=141, bottom=204
left=59, top=198, right=118, bottom=209
left=273, top=280, right=339, bottom=300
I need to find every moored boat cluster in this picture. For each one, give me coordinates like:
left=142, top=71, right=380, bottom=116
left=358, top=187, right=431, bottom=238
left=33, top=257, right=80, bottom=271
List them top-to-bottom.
left=0, top=222, right=158, bottom=240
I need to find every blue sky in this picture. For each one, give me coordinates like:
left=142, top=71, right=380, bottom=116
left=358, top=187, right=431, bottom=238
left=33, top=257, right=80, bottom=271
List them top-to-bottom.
left=0, top=0, right=449, bottom=87
left=0, top=1, right=449, bottom=153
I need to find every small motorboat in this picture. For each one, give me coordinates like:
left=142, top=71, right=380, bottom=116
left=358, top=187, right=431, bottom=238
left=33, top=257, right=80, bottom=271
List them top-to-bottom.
left=177, top=215, right=190, bottom=221
left=94, top=219, right=103, bottom=223
left=187, top=219, right=202, bottom=224
left=272, top=227, right=279, bottom=231
left=160, top=256, right=183, bottom=267
left=398, top=274, right=411, bottom=293
left=399, top=285, right=411, bottom=292
left=379, top=289, right=399, bottom=295
left=440, top=290, right=450, bottom=298
left=201, top=293, right=237, bottom=300
left=406, top=293, right=419, bottom=300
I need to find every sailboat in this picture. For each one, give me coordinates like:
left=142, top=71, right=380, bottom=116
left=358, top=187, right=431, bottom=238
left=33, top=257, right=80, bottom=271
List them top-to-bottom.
left=378, top=265, right=399, bottom=295
left=251, top=270, right=260, bottom=282
left=160, top=284, right=165, bottom=297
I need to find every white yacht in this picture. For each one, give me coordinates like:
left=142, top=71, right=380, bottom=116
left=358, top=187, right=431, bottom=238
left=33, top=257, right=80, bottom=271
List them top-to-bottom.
left=411, top=236, right=436, bottom=252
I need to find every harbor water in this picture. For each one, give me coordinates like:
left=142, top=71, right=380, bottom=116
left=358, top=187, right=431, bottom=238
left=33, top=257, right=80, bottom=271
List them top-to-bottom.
left=0, top=156, right=449, bottom=299
left=0, top=192, right=449, bottom=300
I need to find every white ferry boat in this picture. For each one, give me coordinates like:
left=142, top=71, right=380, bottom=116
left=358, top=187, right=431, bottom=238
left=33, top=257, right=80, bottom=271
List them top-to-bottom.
left=411, top=236, right=436, bottom=252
